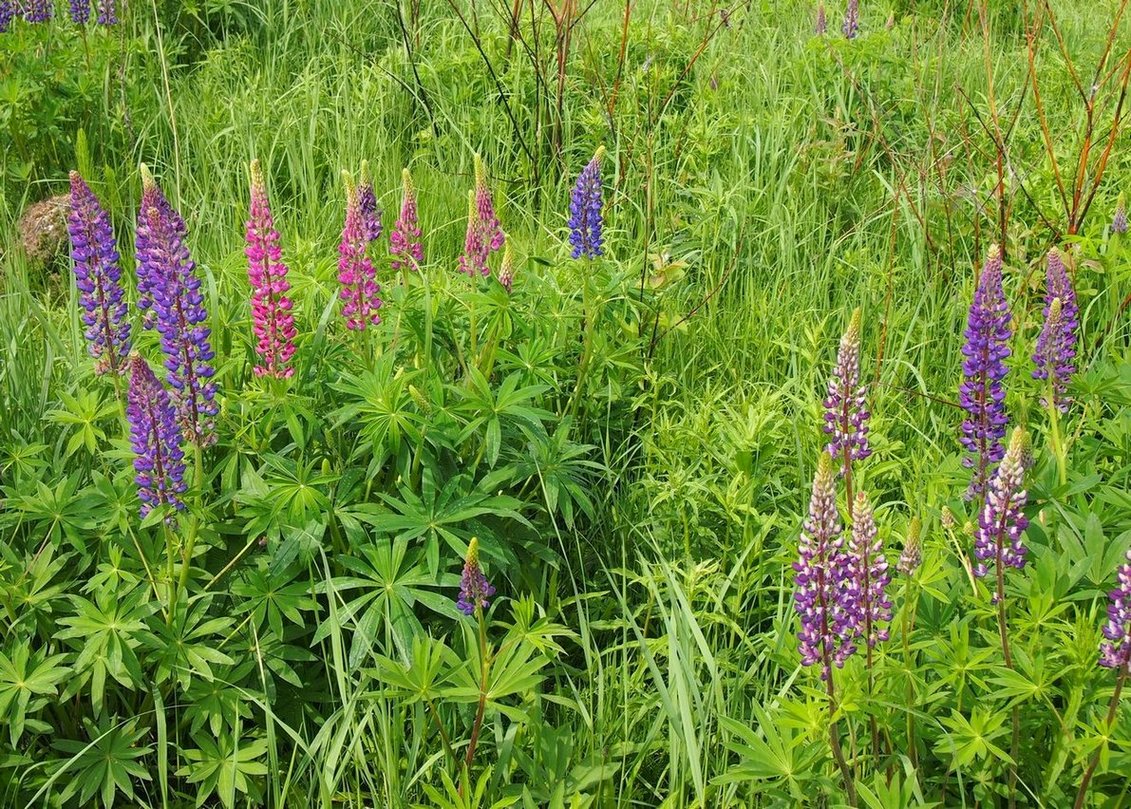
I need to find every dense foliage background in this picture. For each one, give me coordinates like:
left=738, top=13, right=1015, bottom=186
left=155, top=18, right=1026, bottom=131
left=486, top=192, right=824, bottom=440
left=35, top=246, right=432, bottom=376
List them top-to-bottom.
left=2, top=0, right=1131, bottom=806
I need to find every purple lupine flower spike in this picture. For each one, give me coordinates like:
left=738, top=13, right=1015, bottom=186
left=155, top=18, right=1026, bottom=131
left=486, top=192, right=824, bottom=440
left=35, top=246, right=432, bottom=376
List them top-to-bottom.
left=22, top=0, right=53, bottom=21
left=69, top=0, right=90, bottom=23
left=96, top=0, right=116, bottom=24
left=842, top=0, right=858, bottom=38
left=0, top=1, right=16, bottom=32
left=815, top=1, right=827, bottom=34
left=569, top=146, right=605, bottom=259
left=475, top=154, right=505, bottom=254
left=246, top=160, right=297, bottom=378
left=357, top=160, right=383, bottom=245
left=136, top=165, right=218, bottom=446
left=135, top=166, right=188, bottom=330
left=389, top=168, right=424, bottom=272
left=67, top=171, right=132, bottom=375
left=338, top=171, right=382, bottom=331
left=459, top=189, right=489, bottom=278
left=1112, top=194, right=1128, bottom=235
left=498, top=241, right=515, bottom=292
left=959, top=244, right=1012, bottom=499
left=1032, top=248, right=1078, bottom=412
left=823, top=308, right=871, bottom=470
left=126, top=354, right=187, bottom=518
left=973, top=428, right=1030, bottom=588
left=794, top=454, right=857, bottom=679
left=846, top=491, right=891, bottom=649
left=457, top=537, right=495, bottom=616
left=1100, top=549, right=1131, bottom=673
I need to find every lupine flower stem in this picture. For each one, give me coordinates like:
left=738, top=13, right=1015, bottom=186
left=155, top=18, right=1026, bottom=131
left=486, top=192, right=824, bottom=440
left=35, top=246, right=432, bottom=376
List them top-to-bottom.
left=1073, top=671, right=1127, bottom=809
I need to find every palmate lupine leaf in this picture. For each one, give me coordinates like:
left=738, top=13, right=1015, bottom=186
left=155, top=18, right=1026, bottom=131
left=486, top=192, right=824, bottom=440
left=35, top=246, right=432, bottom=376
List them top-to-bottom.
left=0, top=642, right=70, bottom=746
left=49, top=716, right=152, bottom=809
left=176, top=731, right=269, bottom=809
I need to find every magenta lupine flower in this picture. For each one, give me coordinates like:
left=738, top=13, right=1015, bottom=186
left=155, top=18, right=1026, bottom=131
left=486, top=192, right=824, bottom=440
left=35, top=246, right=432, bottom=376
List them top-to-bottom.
left=21, top=0, right=53, bottom=21
left=69, top=0, right=90, bottom=23
left=95, top=0, right=116, bottom=24
left=842, top=0, right=858, bottom=38
left=569, top=146, right=605, bottom=259
left=475, top=154, right=505, bottom=254
left=245, top=160, right=296, bottom=378
left=357, top=160, right=382, bottom=244
left=136, top=165, right=218, bottom=446
left=389, top=168, right=424, bottom=272
left=67, top=171, right=132, bottom=375
left=338, top=172, right=382, bottom=331
left=459, top=189, right=489, bottom=278
left=1112, top=195, right=1128, bottom=235
left=498, top=241, right=515, bottom=292
left=959, top=245, right=1012, bottom=499
left=1032, top=249, right=1077, bottom=412
left=823, top=308, right=871, bottom=471
left=126, top=354, right=187, bottom=518
left=973, top=428, right=1030, bottom=587
left=794, top=454, right=857, bottom=679
left=846, top=491, right=891, bottom=649
left=457, top=537, right=495, bottom=616
left=1100, top=549, right=1131, bottom=673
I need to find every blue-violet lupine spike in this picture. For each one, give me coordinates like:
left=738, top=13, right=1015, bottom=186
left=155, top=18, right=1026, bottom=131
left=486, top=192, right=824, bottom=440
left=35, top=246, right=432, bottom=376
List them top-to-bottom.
left=22, top=0, right=53, bottom=21
left=69, top=0, right=90, bottom=23
left=96, top=0, right=116, bottom=24
left=842, top=0, right=858, bottom=38
left=0, top=1, right=16, bottom=32
left=815, top=1, right=827, bottom=34
left=568, top=146, right=605, bottom=259
left=357, top=160, right=383, bottom=244
left=137, top=165, right=218, bottom=446
left=135, top=166, right=188, bottom=330
left=67, top=171, right=132, bottom=375
left=1112, top=194, right=1128, bottom=235
left=959, top=244, right=1012, bottom=500
left=1032, top=249, right=1078, bottom=413
left=823, top=308, right=871, bottom=471
left=126, top=354, right=187, bottom=518
left=973, top=428, right=1030, bottom=592
left=794, top=454, right=857, bottom=680
left=846, top=491, right=891, bottom=649
left=457, top=537, right=495, bottom=616
left=1099, top=548, right=1131, bottom=673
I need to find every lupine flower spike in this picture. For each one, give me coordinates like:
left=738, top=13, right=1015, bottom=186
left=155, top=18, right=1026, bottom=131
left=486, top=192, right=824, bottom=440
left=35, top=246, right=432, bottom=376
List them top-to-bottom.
left=22, top=0, right=53, bottom=21
left=69, top=0, right=91, bottom=24
left=96, top=0, right=117, bottom=24
left=842, top=0, right=858, bottom=38
left=0, top=1, right=16, bottom=33
left=815, top=1, right=827, bottom=34
left=569, top=146, right=605, bottom=259
left=474, top=154, right=505, bottom=254
left=245, top=160, right=297, bottom=378
left=357, top=160, right=383, bottom=245
left=136, top=164, right=218, bottom=446
left=135, top=165, right=187, bottom=330
left=389, top=168, right=424, bottom=272
left=337, top=171, right=382, bottom=331
left=67, top=172, right=132, bottom=374
left=459, top=189, right=489, bottom=278
left=1112, top=194, right=1128, bottom=235
left=498, top=241, right=516, bottom=293
left=959, top=244, right=1012, bottom=499
left=1032, top=249, right=1078, bottom=412
left=823, top=308, right=871, bottom=472
left=126, top=354, right=187, bottom=518
left=973, top=427, right=1030, bottom=590
left=794, top=454, right=857, bottom=679
left=846, top=491, right=891, bottom=649
left=897, top=516, right=922, bottom=577
left=457, top=537, right=495, bottom=616
left=1100, top=549, right=1131, bottom=673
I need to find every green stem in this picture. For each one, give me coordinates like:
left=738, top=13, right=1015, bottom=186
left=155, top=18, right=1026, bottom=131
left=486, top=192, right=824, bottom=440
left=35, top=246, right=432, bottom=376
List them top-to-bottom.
left=567, top=270, right=596, bottom=418
left=1048, top=379, right=1067, bottom=488
left=175, top=445, right=204, bottom=611
left=461, top=607, right=492, bottom=797
left=1073, top=670, right=1127, bottom=809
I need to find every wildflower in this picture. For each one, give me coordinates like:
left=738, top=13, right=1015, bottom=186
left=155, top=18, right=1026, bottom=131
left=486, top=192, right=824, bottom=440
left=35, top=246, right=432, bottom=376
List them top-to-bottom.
left=22, top=0, right=52, bottom=21
left=69, top=0, right=90, bottom=24
left=96, top=0, right=116, bottom=24
left=842, top=0, right=858, bottom=38
left=0, top=1, right=16, bottom=32
left=815, top=1, right=826, bottom=34
left=569, top=147, right=605, bottom=259
left=474, top=154, right=504, bottom=254
left=245, top=160, right=296, bottom=378
left=357, top=160, right=383, bottom=244
left=136, top=165, right=218, bottom=446
left=135, top=166, right=187, bottom=329
left=389, top=167, right=424, bottom=272
left=67, top=171, right=131, bottom=374
left=338, top=171, right=382, bottom=331
left=458, top=189, right=488, bottom=278
left=1112, top=194, right=1128, bottom=235
left=498, top=241, right=515, bottom=292
left=959, top=244, right=1012, bottom=499
left=1032, top=249, right=1078, bottom=412
left=823, top=308, right=871, bottom=470
left=126, top=354, right=187, bottom=517
left=973, top=427, right=1030, bottom=584
left=794, top=454, right=856, bottom=678
left=846, top=491, right=891, bottom=649
left=941, top=506, right=956, bottom=531
left=898, top=516, right=922, bottom=576
left=457, top=537, right=495, bottom=616
left=1099, top=549, right=1131, bottom=673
